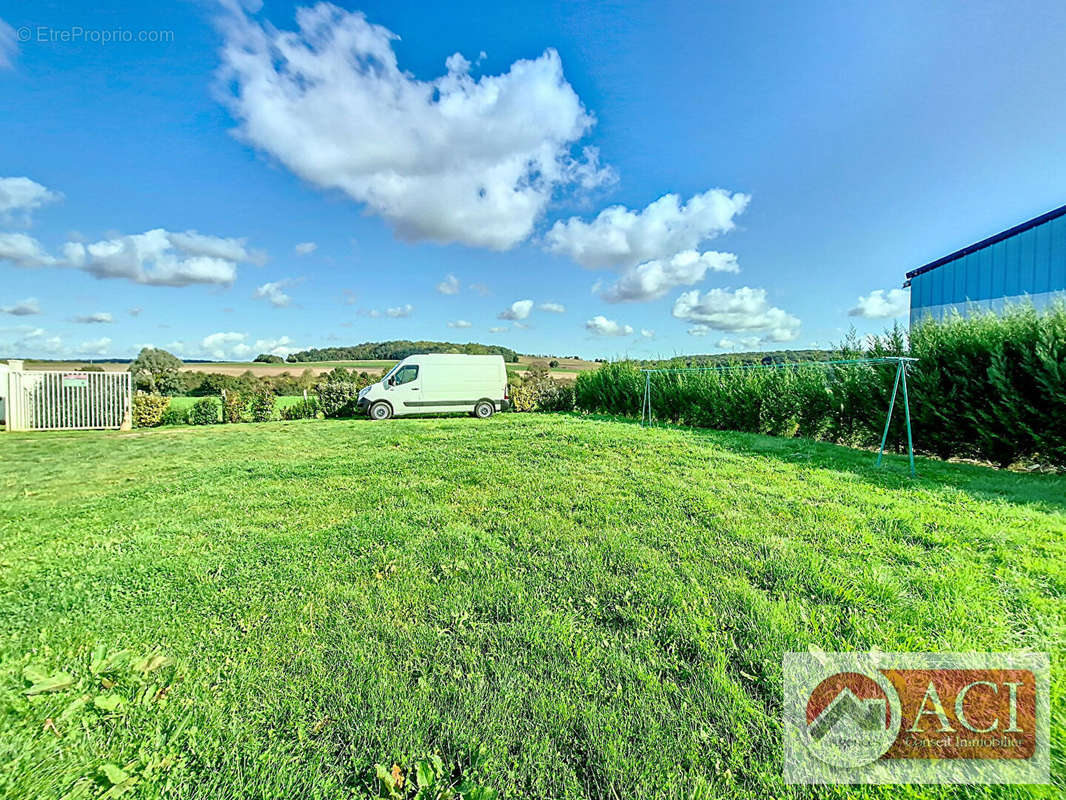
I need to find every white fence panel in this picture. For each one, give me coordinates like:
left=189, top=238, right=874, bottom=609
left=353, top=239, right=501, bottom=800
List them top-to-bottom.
left=4, top=367, right=131, bottom=431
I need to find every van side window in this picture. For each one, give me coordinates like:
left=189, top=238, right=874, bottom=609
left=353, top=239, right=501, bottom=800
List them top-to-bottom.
left=393, top=365, right=418, bottom=386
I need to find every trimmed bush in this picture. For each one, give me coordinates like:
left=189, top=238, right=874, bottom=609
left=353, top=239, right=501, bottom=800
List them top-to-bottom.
left=908, top=304, right=1066, bottom=467
left=574, top=305, right=1066, bottom=468
left=511, top=369, right=574, bottom=413
left=318, top=382, right=361, bottom=418
left=510, top=382, right=538, bottom=412
left=249, top=389, right=276, bottom=423
left=223, top=391, right=246, bottom=424
left=131, top=392, right=170, bottom=428
left=190, top=397, right=221, bottom=425
left=281, top=397, right=320, bottom=420
left=160, top=406, right=189, bottom=426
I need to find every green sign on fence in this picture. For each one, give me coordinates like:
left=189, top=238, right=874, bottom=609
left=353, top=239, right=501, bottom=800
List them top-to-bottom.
left=61, top=373, right=89, bottom=388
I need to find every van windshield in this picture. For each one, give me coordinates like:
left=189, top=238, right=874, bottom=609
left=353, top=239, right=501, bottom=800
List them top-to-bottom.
left=382, top=363, right=402, bottom=382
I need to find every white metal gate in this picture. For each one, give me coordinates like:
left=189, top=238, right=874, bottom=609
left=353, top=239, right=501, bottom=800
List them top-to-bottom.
left=5, top=367, right=131, bottom=431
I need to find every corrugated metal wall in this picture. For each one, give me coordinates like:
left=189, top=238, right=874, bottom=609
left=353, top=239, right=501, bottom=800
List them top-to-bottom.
left=909, top=212, right=1066, bottom=325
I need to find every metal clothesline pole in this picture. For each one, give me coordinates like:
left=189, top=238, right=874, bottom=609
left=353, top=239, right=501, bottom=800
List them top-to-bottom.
left=641, top=355, right=918, bottom=475
left=901, top=359, right=916, bottom=478
left=876, top=360, right=902, bottom=469
left=640, top=371, right=650, bottom=427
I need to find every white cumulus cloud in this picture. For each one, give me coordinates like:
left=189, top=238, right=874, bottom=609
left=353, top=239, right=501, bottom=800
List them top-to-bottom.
left=217, top=3, right=611, bottom=250
left=0, top=177, right=61, bottom=222
left=545, top=189, right=749, bottom=269
left=0, top=229, right=255, bottom=287
left=65, top=229, right=256, bottom=287
left=166, top=230, right=257, bottom=263
left=0, top=232, right=57, bottom=267
left=294, top=241, right=317, bottom=255
left=598, top=249, right=739, bottom=303
left=437, top=274, right=461, bottom=295
left=254, top=278, right=297, bottom=308
left=672, top=287, right=801, bottom=342
left=849, top=287, right=909, bottom=319
left=1, top=297, right=41, bottom=316
left=497, top=299, right=533, bottom=320
left=538, top=302, right=566, bottom=313
left=352, top=303, right=413, bottom=318
left=73, top=312, right=114, bottom=324
left=585, top=315, right=633, bottom=337
left=447, top=319, right=472, bottom=329
left=0, top=325, right=64, bottom=356
left=488, top=326, right=508, bottom=333
left=201, top=331, right=247, bottom=359
left=191, top=333, right=297, bottom=360
left=38, top=335, right=64, bottom=354
left=252, top=335, right=297, bottom=357
left=716, top=335, right=763, bottom=350
left=79, top=337, right=112, bottom=355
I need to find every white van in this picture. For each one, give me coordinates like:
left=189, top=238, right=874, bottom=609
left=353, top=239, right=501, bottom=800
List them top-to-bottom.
left=357, top=353, right=511, bottom=420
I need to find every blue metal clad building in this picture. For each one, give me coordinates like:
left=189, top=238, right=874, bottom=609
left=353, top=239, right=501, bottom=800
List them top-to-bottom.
left=905, top=204, right=1066, bottom=326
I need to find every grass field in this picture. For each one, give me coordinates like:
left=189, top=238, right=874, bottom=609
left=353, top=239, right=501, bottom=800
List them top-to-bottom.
left=1, top=415, right=1062, bottom=798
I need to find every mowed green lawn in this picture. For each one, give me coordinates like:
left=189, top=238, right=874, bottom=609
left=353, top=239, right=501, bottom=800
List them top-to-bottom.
left=168, top=395, right=308, bottom=418
left=1, top=415, right=1063, bottom=799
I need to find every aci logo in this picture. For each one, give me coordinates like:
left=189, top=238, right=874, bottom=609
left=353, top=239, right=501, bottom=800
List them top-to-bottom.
left=784, top=653, right=1049, bottom=784
left=804, top=670, right=901, bottom=767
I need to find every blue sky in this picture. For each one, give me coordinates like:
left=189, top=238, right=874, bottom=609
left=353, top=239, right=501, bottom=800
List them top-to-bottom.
left=1, top=0, right=1064, bottom=361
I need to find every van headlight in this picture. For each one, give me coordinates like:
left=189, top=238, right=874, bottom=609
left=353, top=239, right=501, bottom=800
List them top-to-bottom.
left=358, top=386, right=370, bottom=398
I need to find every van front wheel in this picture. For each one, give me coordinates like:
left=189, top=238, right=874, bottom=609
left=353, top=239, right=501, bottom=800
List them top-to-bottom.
left=369, top=401, right=393, bottom=420
left=474, top=401, right=495, bottom=419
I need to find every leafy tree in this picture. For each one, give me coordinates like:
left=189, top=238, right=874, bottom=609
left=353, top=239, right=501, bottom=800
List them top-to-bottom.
left=285, top=340, right=520, bottom=363
left=128, top=347, right=183, bottom=395
left=253, top=353, right=285, bottom=364
left=526, top=362, right=550, bottom=381
left=189, top=373, right=237, bottom=397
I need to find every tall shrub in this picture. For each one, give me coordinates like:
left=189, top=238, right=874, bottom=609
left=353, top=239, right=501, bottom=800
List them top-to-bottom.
left=574, top=304, right=1066, bottom=468
left=511, top=366, right=575, bottom=412
left=318, top=382, right=361, bottom=417
left=249, top=389, right=276, bottom=423
left=223, top=391, right=246, bottom=424
left=131, top=392, right=170, bottom=428
left=281, top=396, right=320, bottom=420
left=189, top=397, right=220, bottom=425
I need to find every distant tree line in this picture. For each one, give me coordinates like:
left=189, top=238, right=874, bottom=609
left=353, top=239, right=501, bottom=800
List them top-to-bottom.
left=284, top=340, right=520, bottom=363
left=128, top=347, right=332, bottom=397
left=636, top=349, right=834, bottom=370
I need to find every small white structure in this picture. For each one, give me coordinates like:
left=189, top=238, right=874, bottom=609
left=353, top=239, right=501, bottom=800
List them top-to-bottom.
left=357, top=353, right=510, bottom=420
left=3, top=360, right=132, bottom=431
left=0, top=362, right=7, bottom=426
